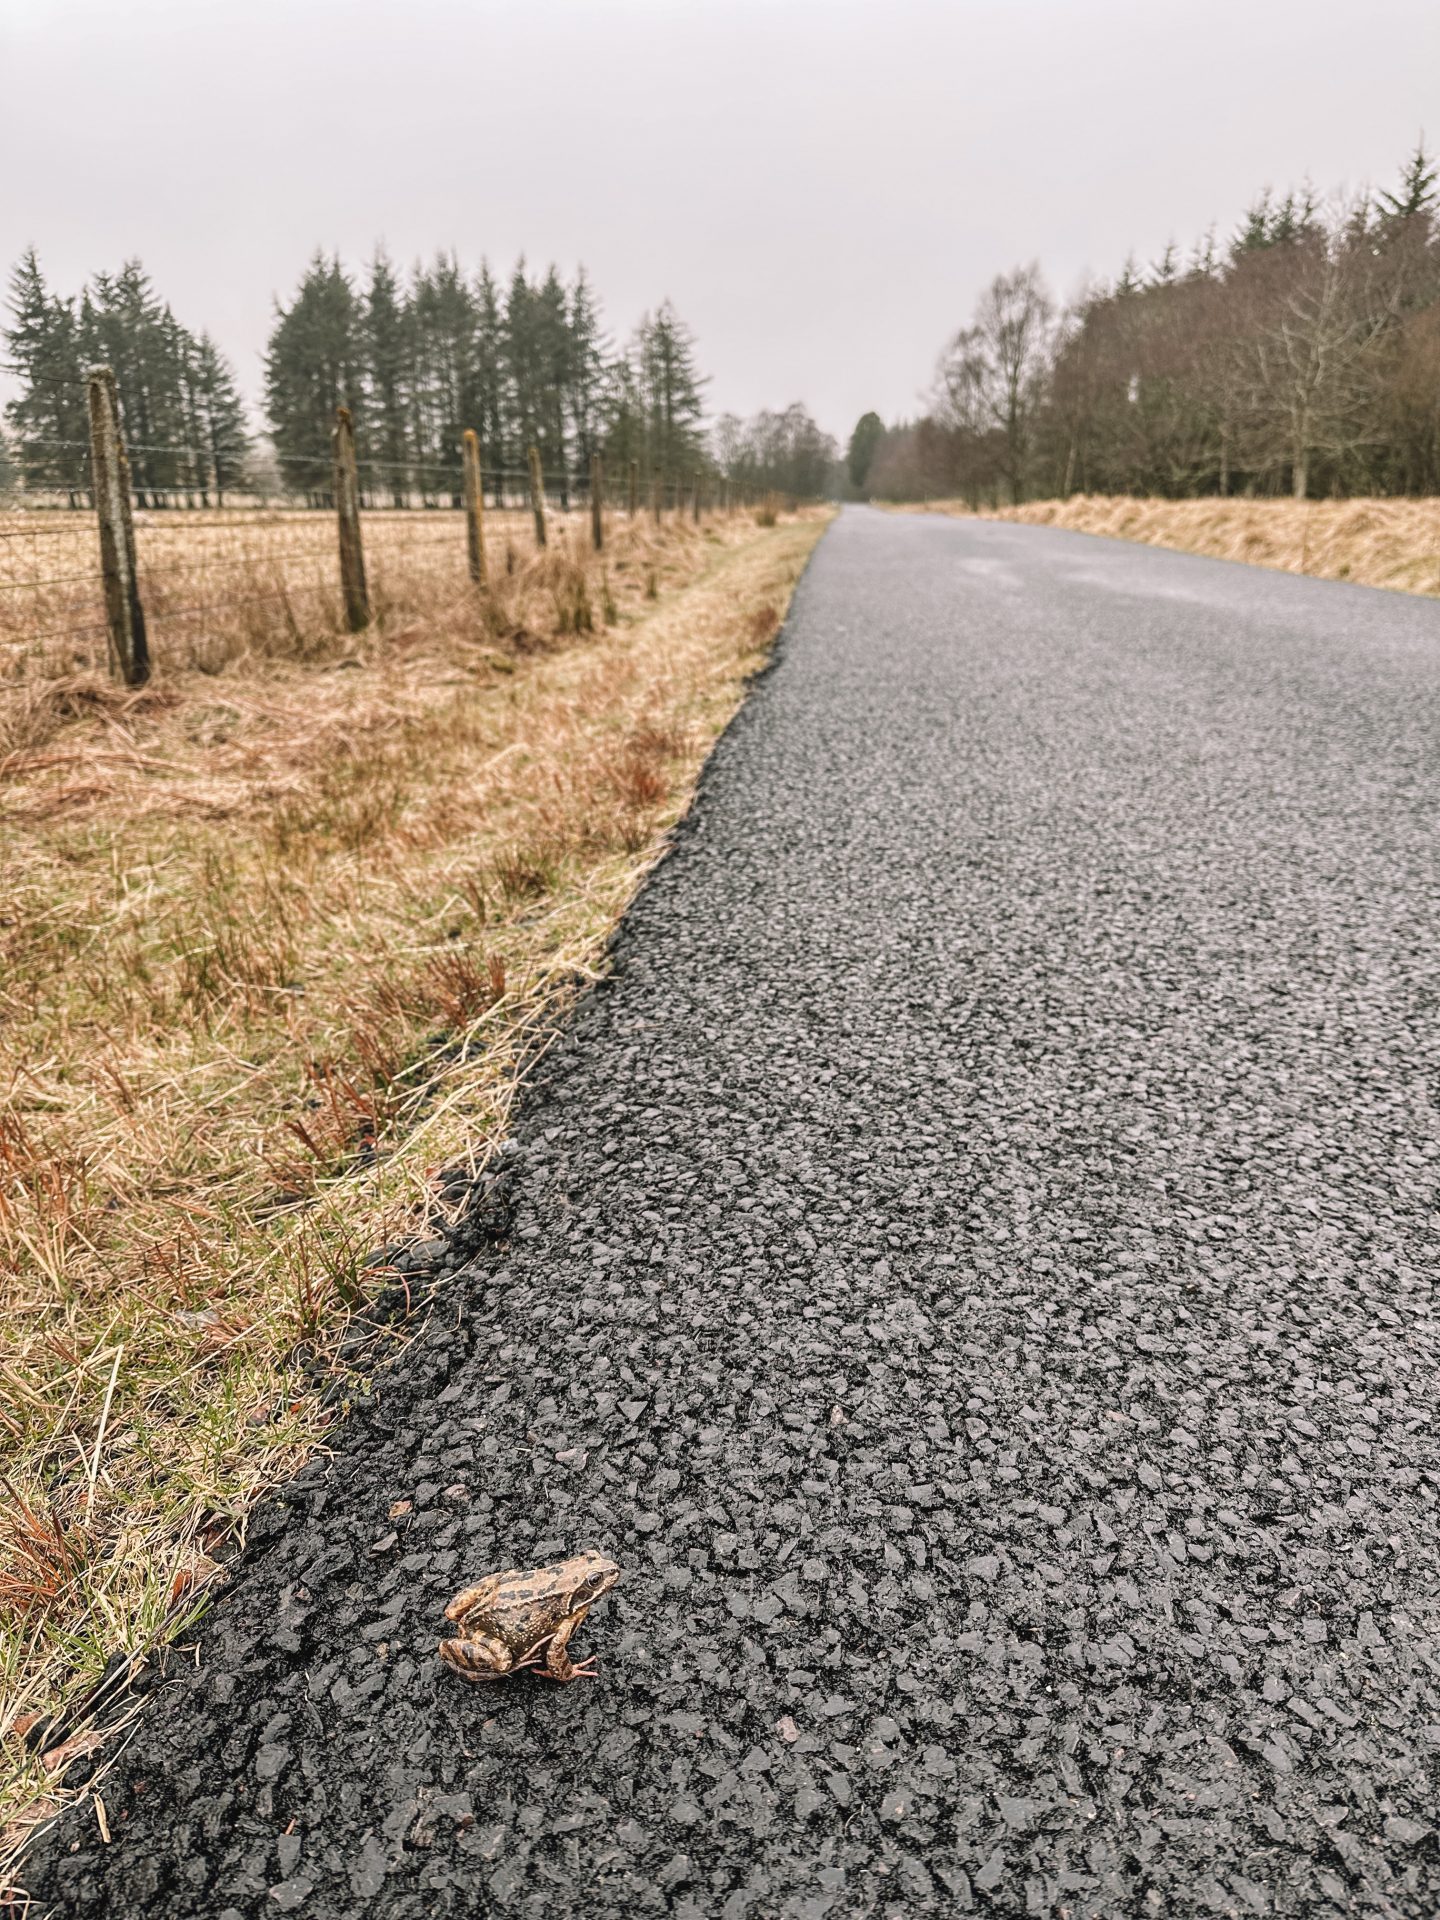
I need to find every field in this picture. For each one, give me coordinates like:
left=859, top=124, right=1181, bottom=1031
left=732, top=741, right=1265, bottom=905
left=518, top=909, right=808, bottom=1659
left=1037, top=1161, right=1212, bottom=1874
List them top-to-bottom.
left=901, top=495, right=1440, bottom=597
left=0, top=499, right=831, bottom=1862
left=1, top=501, right=641, bottom=734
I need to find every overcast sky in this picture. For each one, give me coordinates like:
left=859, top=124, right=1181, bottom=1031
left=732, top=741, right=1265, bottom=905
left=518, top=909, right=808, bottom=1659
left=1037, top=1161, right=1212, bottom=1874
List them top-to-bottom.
left=2, top=0, right=1437, bottom=444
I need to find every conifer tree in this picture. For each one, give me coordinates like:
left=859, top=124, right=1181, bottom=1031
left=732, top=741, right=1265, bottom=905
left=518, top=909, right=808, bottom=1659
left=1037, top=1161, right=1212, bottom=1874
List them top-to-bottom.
left=1380, top=140, right=1438, bottom=222
left=4, top=249, right=88, bottom=496
left=364, top=249, right=413, bottom=504
left=264, top=252, right=365, bottom=499
left=410, top=252, right=478, bottom=500
left=85, top=262, right=181, bottom=500
left=503, top=262, right=539, bottom=480
left=473, top=263, right=507, bottom=494
left=533, top=265, right=572, bottom=500
left=567, top=268, right=608, bottom=477
left=632, top=300, right=707, bottom=482
left=190, top=334, right=250, bottom=502
left=600, top=355, right=646, bottom=479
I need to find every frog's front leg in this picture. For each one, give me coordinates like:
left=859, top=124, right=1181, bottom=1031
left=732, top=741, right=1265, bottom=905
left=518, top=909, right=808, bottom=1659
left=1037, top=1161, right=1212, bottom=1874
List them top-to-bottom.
left=538, top=1604, right=598, bottom=1682
left=438, top=1632, right=515, bottom=1683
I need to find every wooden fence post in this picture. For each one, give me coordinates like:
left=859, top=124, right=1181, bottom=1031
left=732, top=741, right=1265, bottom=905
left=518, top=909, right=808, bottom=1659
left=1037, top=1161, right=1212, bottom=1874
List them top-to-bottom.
left=86, top=365, right=149, bottom=686
left=332, top=405, right=369, bottom=630
left=462, top=429, right=487, bottom=587
left=527, top=445, right=547, bottom=548
left=590, top=453, right=604, bottom=552
left=628, top=459, right=639, bottom=516
left=692, top=471, right=701, bottom=524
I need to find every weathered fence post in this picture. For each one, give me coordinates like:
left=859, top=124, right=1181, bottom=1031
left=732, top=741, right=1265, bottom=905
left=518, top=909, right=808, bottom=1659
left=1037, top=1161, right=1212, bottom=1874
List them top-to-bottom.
left=86, top=366, right=149, bottom=686
left=332, top=405, right=369, bottom=630
left=462, top=429, right=488, bottom=587
left=527, top=445, right=547, bottom=548
left=590, top=454, right=604, bottom=552
left=628, top=459, right=639, bottom=517
left=692, top=471, right=701, bottom=524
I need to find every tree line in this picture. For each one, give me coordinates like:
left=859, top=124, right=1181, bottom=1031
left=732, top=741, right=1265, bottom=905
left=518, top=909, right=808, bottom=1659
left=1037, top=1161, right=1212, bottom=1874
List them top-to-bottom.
left=851, top=144, right=1440, bottom=505
left=4, top=249, right=835, bottom=507
left=261, top=250, right=713, bottom=501
left=714, top=403, right=837, bottom=501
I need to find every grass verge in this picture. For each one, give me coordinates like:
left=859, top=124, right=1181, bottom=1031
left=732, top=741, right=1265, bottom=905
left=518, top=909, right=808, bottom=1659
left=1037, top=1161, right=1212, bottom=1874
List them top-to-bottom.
left=904, top=494, right=1440, bottom=597
left=0, top=505, right=831, bottom=1879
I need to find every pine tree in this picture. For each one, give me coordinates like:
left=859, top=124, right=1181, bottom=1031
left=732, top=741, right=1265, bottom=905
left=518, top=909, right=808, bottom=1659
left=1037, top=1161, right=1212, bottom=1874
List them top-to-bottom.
left=1379, top=140, right=1438, bottom=223
left=1230, top=192, right=1274, bottom=258
left=1188, top=227, right=1219, bottom=280
left=3, top=248, right=88, bottom=497
left=364, top=249, right=413, bottom=504
left=264, top=252, right=365, bottom=499
left=410, top=252, right=477, bottom=501
left=86, top=262, right=183, bottom=501
left=503, top=262, right=537, bottom=482
left=473, top=263, right=507, bottom=496
left=533, top=265, right=572, bottom=500
left=567, top=268, right=608, bottom=477
left=632, top=300, right=706, bottom=483
left=191, top=334, right=249, bottom=502
left=601, top=355, right=646, bottom=480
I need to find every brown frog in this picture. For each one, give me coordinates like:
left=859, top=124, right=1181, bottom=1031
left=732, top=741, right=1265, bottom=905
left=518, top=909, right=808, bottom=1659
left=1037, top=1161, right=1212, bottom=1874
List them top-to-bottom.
left=438, top=1550, right=621, bottom=1684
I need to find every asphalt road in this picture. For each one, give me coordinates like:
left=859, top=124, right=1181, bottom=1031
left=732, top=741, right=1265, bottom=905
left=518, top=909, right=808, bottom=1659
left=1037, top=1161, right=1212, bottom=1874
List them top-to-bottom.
left=26, top=509, right=1440, bottom=1917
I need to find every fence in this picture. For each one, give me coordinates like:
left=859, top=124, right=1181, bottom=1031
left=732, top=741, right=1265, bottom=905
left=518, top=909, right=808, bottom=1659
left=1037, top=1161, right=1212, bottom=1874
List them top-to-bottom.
left=1, top=367, right=748, bottom=688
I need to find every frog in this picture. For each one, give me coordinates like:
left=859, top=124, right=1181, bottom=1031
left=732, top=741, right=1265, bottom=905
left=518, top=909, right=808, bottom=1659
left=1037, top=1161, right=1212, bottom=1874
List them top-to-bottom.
left=438, top=1550, right=621, bottom=1684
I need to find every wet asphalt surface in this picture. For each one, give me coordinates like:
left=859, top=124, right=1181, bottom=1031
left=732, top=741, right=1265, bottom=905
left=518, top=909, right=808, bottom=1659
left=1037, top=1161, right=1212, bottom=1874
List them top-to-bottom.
left=25, top=508, right=1440, bottom=1917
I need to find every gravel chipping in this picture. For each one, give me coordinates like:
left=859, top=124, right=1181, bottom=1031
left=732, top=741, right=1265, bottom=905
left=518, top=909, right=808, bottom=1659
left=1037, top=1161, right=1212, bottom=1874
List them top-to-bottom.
left=24, top=508, right=1440, bottom=1917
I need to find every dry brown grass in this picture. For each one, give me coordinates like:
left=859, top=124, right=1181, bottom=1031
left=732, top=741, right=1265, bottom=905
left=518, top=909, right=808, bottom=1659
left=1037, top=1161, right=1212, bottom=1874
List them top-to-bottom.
left=908, top=494, right=1440, bottom=597
left=0, top=501, right=832, bottom=1878
left=0, top=503, right=690, bottom=728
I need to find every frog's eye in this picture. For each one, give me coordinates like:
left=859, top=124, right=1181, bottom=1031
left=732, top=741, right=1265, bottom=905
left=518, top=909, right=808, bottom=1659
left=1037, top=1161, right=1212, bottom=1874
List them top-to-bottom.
left=582, top=1569, right=609, bottom=1590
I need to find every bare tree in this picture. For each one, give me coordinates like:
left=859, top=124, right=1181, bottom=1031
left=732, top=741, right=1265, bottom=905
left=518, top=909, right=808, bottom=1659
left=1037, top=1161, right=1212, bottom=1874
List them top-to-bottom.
left=1243, top=200, right=1401, bottom=497
left=935, top=265, right=1054, bottom=503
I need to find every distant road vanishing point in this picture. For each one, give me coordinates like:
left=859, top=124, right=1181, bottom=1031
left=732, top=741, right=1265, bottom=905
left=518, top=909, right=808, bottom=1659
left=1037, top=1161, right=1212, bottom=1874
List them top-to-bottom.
left=27, top=507, right=1440, bottom=1918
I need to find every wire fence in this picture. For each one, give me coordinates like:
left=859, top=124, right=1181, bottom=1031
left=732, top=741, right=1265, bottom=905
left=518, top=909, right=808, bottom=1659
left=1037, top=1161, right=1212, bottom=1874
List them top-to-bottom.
left=1, top=373, right=748, bottom=687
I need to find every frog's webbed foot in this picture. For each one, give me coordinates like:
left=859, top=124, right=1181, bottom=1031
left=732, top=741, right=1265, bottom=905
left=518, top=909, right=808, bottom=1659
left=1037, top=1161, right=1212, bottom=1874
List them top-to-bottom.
left=536, top=1609, right=598, bottom=1682
left=535, top=1653, right=599, bottom=1683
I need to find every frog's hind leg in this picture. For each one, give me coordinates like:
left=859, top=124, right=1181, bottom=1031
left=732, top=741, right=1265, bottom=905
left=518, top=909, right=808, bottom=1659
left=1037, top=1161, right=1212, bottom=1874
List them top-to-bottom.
left=536, top=1606, right=598, bottom=1682
left=438, top=1632, right=514, bottom=1682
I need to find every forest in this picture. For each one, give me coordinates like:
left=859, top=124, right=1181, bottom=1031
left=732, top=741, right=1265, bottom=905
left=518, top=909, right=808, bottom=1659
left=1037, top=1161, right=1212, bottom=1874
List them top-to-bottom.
left=853, top=145, right=1440, bottom=505
left=2, top=249, right=835, bottom=504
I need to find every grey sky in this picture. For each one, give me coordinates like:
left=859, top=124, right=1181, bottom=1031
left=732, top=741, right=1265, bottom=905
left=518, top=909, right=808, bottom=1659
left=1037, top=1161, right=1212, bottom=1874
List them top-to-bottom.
left=3, top=0, right=1437, bottom=444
